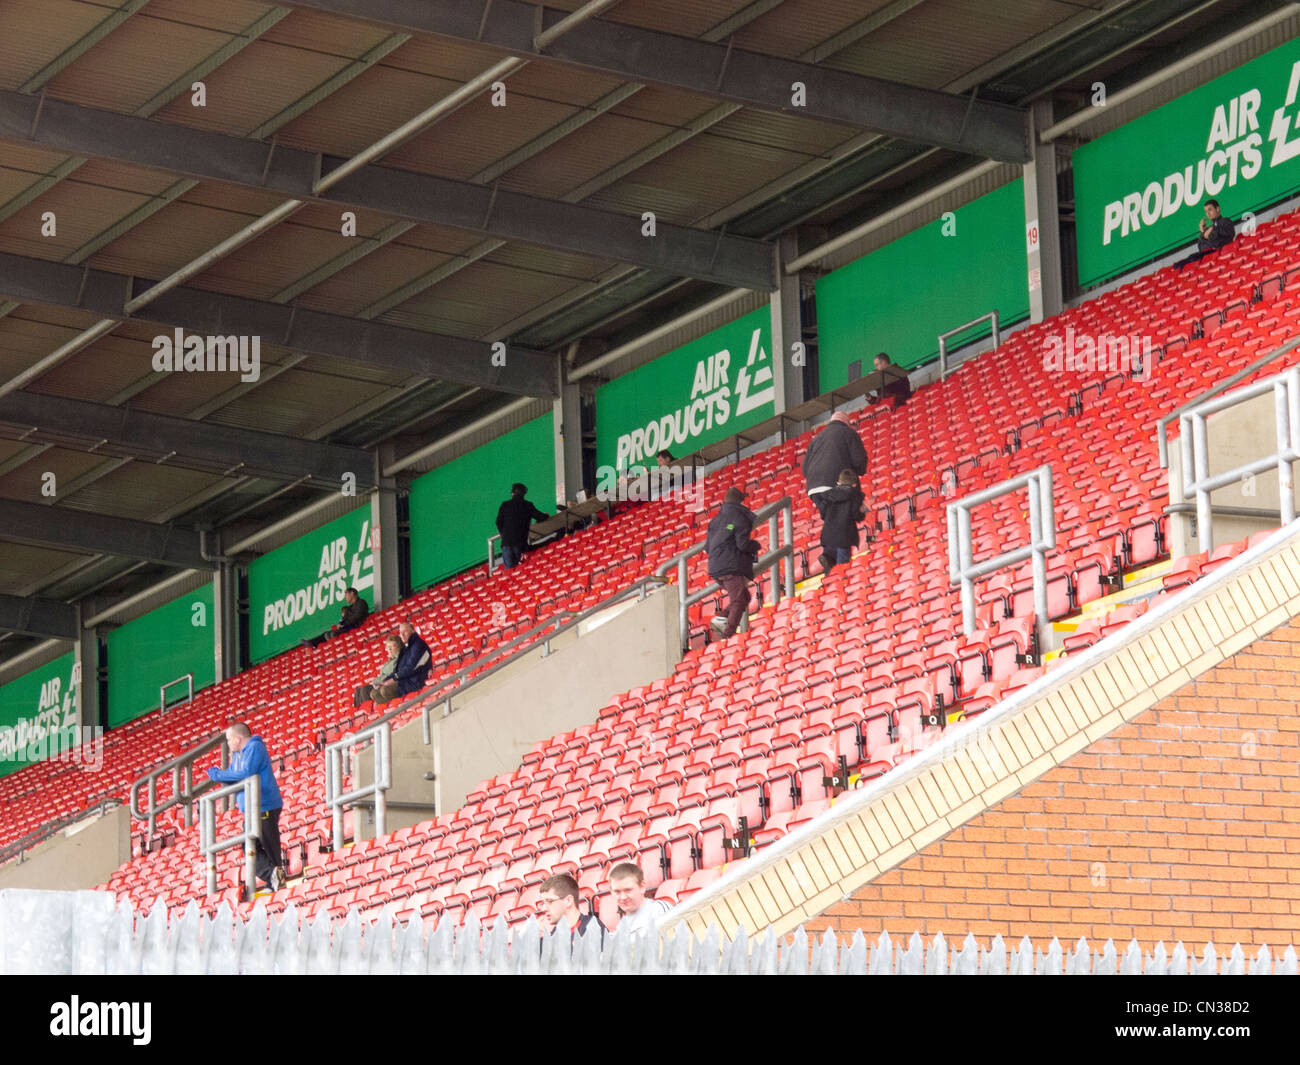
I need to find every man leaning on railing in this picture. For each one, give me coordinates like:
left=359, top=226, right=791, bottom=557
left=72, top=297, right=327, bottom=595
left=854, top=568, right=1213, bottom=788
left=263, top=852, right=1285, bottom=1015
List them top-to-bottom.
left=205, top=722, right=285, bottom=893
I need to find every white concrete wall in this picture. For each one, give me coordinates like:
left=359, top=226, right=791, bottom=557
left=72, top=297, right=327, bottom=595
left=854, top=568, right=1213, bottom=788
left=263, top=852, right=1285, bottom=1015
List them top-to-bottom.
left=0, top=805, right=131, bottom=891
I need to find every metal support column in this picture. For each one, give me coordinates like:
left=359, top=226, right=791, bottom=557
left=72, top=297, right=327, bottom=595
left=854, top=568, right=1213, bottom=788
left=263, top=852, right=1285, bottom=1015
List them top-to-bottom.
left=1023, top=99, right=1064, bottom=323
left=769, top=232, right=805, bottom=414
left=554, top=359, right=584, bottom=506
left=370, top=444, right=400, bottom=612
left=212, top=561, right=239, bottom=682
left=73, top=606, right=101, bottom=734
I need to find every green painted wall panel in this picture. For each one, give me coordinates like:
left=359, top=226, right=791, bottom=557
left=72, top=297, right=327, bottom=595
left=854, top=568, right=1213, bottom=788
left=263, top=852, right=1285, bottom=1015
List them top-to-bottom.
left=1074, top=39, right=1300, bottom=287
left=815, top=178, right=1029, bottom=391
left=595, top=306, right=775, bottom=472
left=408, top=413, right=556, bottom=589
left=248, top=505, right=375, bottom=662
left=106, top=585, right=215, bottom=728
left=0, top=652, right=78, bottom=779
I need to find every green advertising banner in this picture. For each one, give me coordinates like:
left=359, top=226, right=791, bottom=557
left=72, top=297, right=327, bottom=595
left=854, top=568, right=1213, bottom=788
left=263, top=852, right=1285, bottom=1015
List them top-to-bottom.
left=1075, top=38, right=1300, bottom=287
left=815, top=178, right=1029, bottom=391
left=595, top=306, right=775, bottom=472
left=408, top=412, right=556, bottom=589
left=249, top=504, right=375, bottom=662
left=106, top=585, right=214, bottom=729
left=0, top=652, right=78, bottom=779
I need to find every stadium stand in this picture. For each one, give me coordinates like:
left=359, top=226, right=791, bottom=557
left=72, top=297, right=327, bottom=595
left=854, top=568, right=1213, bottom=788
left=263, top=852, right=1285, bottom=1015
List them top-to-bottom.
left=28, top=201, right=1287, bottom=926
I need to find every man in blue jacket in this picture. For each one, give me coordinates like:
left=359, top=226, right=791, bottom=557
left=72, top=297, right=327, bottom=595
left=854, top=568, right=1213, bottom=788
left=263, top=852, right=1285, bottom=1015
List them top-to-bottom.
left=393, top=620, right=433, bottom=696
left=205, top=722, right=285, bottom=892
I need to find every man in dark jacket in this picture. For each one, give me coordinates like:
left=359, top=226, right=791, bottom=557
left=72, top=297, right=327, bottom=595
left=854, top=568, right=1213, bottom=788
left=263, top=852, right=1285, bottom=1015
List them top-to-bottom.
left=1175, top=198, right=1235, bottom=270
left=869, top=352, right=911, bottom=406
left=803, top=411, right=867, bottom=517
left=495, top=483, right=549, bottom=569
left=706, top=487, right=757, bottom=639
left=303, top=586, right=369, bottom=647
left=392, top=620, right=432, bottom=696
left=205, top=722, right=285, bottom=892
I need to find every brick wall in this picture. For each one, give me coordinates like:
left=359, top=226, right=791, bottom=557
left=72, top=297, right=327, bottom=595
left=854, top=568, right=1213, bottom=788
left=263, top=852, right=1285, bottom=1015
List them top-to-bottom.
left=801, top=618, right=1300, bottom=950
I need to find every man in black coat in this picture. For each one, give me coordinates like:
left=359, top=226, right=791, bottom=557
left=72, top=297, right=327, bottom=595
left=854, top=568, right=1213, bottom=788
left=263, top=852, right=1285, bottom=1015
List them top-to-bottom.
left=1175, top=198, right=1235, bottom=270
left=869, top=352, right=911, bottom=406
left=803, top=411, right=867, bottom=518
left=495, top=483, right=549, bottom=569
left=706, top=487, right=758, bottom=639
left=302, top=586, right=369, bottom=647
left=392, top=620, right=432, bottom=696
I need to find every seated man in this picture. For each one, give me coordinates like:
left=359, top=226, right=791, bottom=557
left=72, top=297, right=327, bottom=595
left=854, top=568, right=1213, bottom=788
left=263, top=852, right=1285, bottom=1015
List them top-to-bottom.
left=1175, top=198, right=1234, bottom=270
left=868, top=352, right=911, bottom=406
left=303, top=586, right=369, bottom=648
left=391, top=620, right=432, bottom=697
left=353, top=633, right=403, bottom=707
left=609, top=862, right=670, bottom=938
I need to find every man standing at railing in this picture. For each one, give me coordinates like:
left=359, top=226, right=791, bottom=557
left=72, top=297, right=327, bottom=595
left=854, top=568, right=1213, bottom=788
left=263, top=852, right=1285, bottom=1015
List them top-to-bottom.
left=496, top=483, right=550, bottom=570
left=205, top=722, right=285, bottom=892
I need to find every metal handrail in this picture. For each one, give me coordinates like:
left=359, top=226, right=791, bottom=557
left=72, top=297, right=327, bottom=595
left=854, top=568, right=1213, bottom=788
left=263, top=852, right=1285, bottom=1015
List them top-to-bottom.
left=938, top=310, right=999, bottom=381
left=1157, top=332, right=1300, bottom=467
left=1178, top=366, right=1300, bottom=553
left=947, top=466, right=1056, bottom=636
left=654, top=496, right=796, bottom=651
left=487, top=532, right=501, bottom=575
left=160, top=673, right=194, bottom=714
left=325, top=721, right=391, bottom=852
left=129, top=732, right=229, bottom=839
left=199, top=774, right=260, bottom=901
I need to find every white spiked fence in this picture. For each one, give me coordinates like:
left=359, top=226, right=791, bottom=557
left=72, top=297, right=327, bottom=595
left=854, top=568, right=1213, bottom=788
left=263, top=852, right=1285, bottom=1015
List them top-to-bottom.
left=1, top=890, right=1295, bottom=975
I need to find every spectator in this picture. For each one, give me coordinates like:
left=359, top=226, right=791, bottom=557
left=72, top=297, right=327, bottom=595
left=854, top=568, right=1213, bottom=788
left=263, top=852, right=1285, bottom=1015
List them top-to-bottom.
left=1175, top=198, right=1235, bottom=271
left=869, top=352, right=911, bottom=406
left=803, top=411, right=867, bottom=518
left=653, top=448, right=693, bottom=501
left=656, top=449, right=676, bottom=467
left=817, top=469, right=867, bottom=575
left=495, top=483, right=549, bottom=570
left=706, top=487, right=759, bottom=639
left=302, top=586, right=369, bottom=648
left=392, top=620, right=432, bottom=696
left=353, top=633, right=403, bottom=707
left=205, top=722, right=284, bottom=892
left=609, top=862, right=670, bottom=938
left=537, top=873, right=604, bottom=942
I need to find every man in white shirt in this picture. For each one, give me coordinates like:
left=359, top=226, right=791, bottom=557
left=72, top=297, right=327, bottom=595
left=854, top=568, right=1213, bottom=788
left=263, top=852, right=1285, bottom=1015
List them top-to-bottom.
left=610, top=863, right=671, bottom=938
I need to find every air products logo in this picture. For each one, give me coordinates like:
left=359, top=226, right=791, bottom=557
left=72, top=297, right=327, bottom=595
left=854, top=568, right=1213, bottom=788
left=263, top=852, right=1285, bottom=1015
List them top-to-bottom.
left=614, top=325, right=774, bottom=469
left=260, top=518, right=374, bottom=637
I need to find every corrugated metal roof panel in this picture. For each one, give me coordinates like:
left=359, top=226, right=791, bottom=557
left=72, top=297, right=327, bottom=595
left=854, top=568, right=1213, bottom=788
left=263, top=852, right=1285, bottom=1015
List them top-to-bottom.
left=0, top=0, right=116, bottom=91
left=596, top=0, right=759, bottom=39
left=729, top=0, right=907, bottom=60
left=826, top=0, right=1061, bottom=87
left=43, top=10, right=240, bottom=114
left=585, top=135, right=803, bottom=222
left=0, top=178, right=163, bottom=263
left=204, top=366, right=392, bottom=438
left=0, top=447, right=121, bottom=500
left=63, top=461, right=229, bottom=520
left=0, top=542, right=88, bottom=595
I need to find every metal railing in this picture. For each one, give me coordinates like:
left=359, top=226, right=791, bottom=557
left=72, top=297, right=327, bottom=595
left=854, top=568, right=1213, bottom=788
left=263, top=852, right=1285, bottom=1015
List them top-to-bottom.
left=938, top=310, right=999, bottom=381
left=1157, top=332, right=1300, bottom=467
left=1178, top=366, right=1300, bottom=553
left=947, top=466, right=1056, bottom=636
left=654, top=496, right=796, bottom=651
left=486, top=532, right=501, bottom=575
left=160, top=673, right=194, bottom=714
left=325, top=721, right=392, bottom=852
left=129, top=732, right=230, bottom=840
left=199, top=774, right=260, bottom=901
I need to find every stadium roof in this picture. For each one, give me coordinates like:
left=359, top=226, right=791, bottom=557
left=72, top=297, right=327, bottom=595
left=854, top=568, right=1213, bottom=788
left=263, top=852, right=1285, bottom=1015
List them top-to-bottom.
left=0, top=0, right=1282, bottom=664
